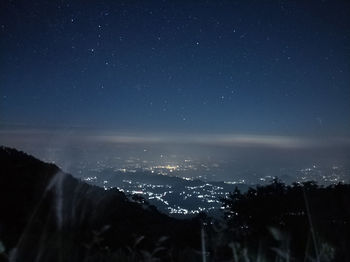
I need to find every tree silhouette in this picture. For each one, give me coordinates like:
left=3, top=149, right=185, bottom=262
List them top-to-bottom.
left=221, top=179, right=350, bottom=261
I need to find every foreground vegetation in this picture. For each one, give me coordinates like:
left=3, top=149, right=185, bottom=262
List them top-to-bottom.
left=0, top=146, right=349, bottom=261
left=214, top=180, right=350, bottom=261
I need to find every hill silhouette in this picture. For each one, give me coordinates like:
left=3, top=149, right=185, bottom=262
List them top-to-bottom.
left=0, top=146, right=201, bottom=261
left=1, top=146, right=350, bottom=262
left=219, top=179, right=350, bottom=261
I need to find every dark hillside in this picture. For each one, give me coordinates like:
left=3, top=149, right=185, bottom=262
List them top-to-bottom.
left=0, top=146, right=201, bottom=261
left=220, top=180, right=350, bottom=261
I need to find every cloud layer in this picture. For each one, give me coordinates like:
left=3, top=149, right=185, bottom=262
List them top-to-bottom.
left=1, top=128, right=350, bottom=150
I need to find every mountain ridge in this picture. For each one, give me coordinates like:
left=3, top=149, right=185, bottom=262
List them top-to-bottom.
left=0, top=146, right=201, bottom=261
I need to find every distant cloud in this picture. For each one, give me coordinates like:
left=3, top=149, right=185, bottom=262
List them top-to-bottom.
left=1, top=128, right=349, bottom=150
left=92, top=133, right=350, bottom=149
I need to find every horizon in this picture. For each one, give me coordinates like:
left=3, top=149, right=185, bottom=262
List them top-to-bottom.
left=1, top=127, right=349, bottom=184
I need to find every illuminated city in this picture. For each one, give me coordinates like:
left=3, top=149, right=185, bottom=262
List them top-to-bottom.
left=65, top=154, right=349, bottom=216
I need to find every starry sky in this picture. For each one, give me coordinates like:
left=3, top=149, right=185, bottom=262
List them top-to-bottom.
left=1, top=0, right=350, bottom=140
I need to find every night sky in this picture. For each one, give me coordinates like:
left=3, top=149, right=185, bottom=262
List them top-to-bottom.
left=1, top=0, right=350, bottom=144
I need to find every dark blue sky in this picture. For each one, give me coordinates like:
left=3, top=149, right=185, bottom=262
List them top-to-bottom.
left=1, top=0, right=350, bottom=138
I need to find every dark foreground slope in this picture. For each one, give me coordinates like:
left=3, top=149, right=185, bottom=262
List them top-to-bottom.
left=0, top=146, right=201, bottom=261
left=2, top=146, right=349, bottom=262
left=219, top=180, right=350, bottom=261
